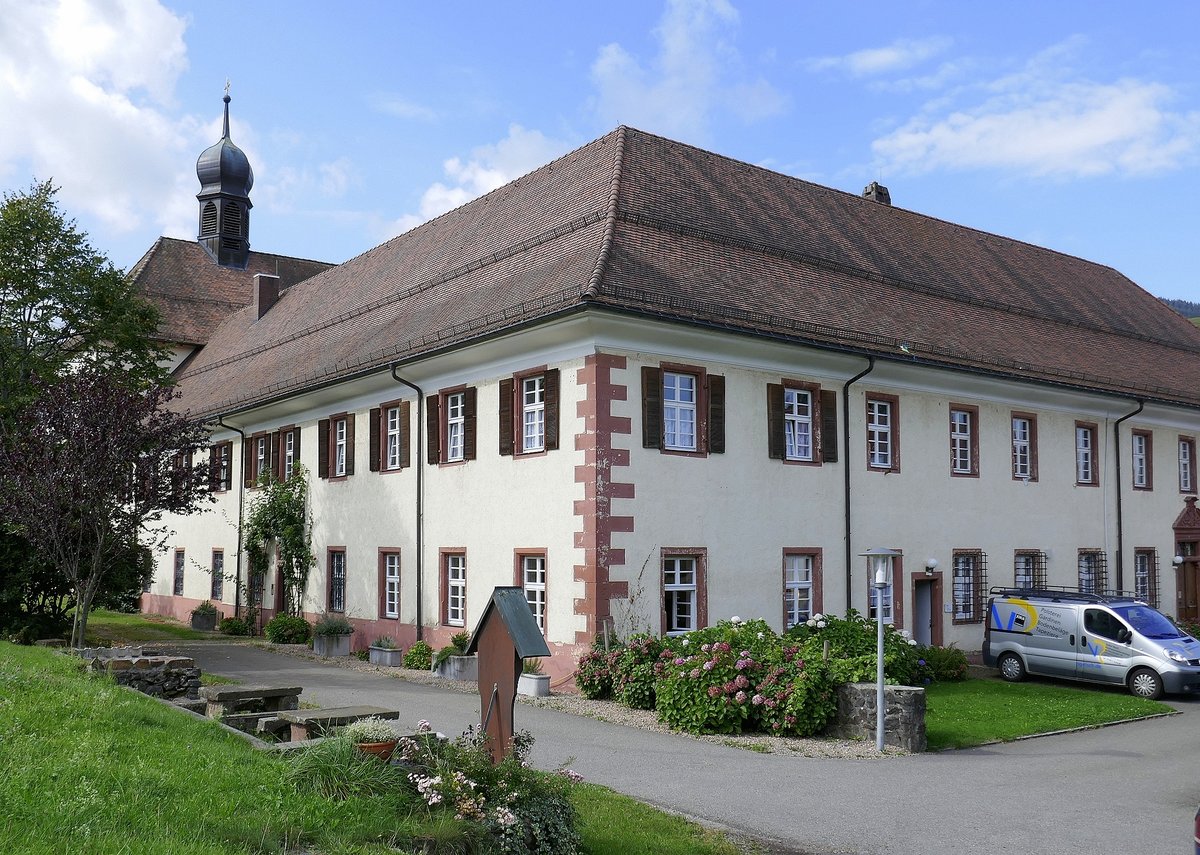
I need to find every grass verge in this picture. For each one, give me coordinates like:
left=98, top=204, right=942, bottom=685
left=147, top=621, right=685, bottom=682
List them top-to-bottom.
left=84, top=608, right=213, bottom=644
left=0, top=643, right=746, bottom=854
left=924, top=676, right=1172, bottom=750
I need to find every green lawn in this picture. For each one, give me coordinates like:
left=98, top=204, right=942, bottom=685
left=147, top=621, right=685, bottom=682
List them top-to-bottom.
left=83, top=608, right=214, bottom=644
left=0, top=643, right=746, bottom=854
left=924, top=675, right=1173, bottom=750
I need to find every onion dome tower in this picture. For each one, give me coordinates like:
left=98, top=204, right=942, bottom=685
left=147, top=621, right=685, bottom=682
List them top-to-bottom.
left=196, top=88, right=254, bottom=268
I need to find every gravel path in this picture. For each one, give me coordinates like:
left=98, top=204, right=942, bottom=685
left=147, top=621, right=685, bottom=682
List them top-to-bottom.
left=248, top=641, right=900, bottom=760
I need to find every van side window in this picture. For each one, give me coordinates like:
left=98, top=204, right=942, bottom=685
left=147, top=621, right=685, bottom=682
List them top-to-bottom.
left=1084, top=608, right=1125, bottom=642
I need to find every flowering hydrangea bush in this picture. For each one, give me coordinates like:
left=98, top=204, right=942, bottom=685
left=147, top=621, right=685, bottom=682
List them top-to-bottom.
left=789, top=610, right=923, bottom=685
left=614, top=634, right=664, bottom=710
left=574, top=645, right=622, bottom=699
left=751, top=645, right=836, bottom=736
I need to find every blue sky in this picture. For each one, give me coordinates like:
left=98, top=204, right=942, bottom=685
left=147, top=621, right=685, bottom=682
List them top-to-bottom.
left=2, top=1, right=1199, bottom=302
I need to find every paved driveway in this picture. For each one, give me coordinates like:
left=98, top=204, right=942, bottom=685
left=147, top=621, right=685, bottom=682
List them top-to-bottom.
left=177, top=643, right=1199, bottom=855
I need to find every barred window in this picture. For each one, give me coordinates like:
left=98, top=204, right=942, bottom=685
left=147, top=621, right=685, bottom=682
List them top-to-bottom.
left=1134, top=549, right=1159, bottom=608
left=329, top=550, right=346, bottom=613
left=952, top=550, right=988, bottom=623
left=1077, top=550, right=1108, bottom=594
left=1014, top=551, right=1047, bottom=590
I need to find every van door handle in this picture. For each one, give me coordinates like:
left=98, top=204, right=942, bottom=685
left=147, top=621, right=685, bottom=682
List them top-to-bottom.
left=1070, top=634, right=1075, bottom=646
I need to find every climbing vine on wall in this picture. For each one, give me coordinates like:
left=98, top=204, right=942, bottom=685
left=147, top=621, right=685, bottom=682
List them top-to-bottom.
left=244, top=464, right=315, bottom=617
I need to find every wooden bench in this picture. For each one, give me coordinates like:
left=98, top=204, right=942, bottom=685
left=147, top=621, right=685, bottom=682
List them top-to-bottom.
left=199, top=685, right=302, bottom=720
left=277, top=705, right=399, bottom=741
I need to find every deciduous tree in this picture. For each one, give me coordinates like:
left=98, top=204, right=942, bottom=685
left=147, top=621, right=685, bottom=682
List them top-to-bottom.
left=0, top=369, right=211, bottom=647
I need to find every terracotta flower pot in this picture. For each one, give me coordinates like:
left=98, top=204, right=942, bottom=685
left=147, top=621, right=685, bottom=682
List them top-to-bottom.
left=356, top=740, right=397, bottom=761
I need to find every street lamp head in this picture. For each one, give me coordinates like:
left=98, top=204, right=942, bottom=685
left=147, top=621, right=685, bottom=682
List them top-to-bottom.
left=859, top=547, right=902, bottom=587
left=1174, top=555, right=1185, bottom=566
left=924, top=558, right=938, bottom=574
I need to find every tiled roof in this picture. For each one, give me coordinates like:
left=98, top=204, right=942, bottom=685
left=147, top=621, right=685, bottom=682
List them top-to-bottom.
left=170, top=127, right=1200, bottom=417
left=128, top=237, right=333, bottom=346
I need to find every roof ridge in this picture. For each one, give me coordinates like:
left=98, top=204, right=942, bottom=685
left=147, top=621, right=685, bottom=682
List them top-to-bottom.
left=585, top=125, right=627, bottom=299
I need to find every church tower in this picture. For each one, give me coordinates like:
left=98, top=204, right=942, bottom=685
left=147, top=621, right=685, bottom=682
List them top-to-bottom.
left=196, top=89, right=254, bottom=268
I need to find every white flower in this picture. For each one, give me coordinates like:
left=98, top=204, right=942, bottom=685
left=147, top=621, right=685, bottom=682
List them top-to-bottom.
left=812, top=613, right=824, bottom=621
left=731, top=615, right=742, bottom=624
left=806, top=618, right=816, bottom=627
left=817, top=620, right=827, bottom=629
left=757, top=632, right=764, bottom=639
left=681, top=638, right=689, bottom=646
left=907, top=638, right=917, bottom=646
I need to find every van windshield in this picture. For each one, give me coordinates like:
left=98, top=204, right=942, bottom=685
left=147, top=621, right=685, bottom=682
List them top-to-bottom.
left=1112, top=604, right=1183, bottom=639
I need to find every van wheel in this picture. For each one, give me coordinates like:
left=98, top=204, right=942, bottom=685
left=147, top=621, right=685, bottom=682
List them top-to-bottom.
left=997, top=652, right=1026, bottom=682
left=1128, top=668, right=1164, bottom=700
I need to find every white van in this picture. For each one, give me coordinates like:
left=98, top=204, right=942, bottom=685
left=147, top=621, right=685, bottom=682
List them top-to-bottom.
left=982, top=587, right=1200, bottom=699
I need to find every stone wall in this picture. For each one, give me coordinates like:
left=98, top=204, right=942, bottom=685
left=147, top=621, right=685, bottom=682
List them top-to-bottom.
left=89, top=656, right=202, bottom=700
left=825, top=683, right=926, bottom=752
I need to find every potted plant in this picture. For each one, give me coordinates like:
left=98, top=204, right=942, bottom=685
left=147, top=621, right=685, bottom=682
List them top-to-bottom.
left=190, top=600, right=218, bottom=632
left=311, top=614, right=354, bottom=656
left=433, top=631, right=477, bottom=681
left=368, top=635, right=403, bottom=667
left=517, top=656, right=550, bottom=697
left=340, top=716, right=398, bottom=761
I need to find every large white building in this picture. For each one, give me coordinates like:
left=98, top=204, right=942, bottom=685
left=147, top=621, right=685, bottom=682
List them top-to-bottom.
left=136, top=111, right=1200, bottom=680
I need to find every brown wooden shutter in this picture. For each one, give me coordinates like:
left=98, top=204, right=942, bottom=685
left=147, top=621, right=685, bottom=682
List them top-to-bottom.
left=642, top=366, right=663, bottom=449
left=544, top=369, right=560, bottom=451
left=707, top=374, right=725, bottom=454
left=498, top=378, right=515, bottom=455
left=767, top=383, right=785, bottom=459
left=463, top=387, right=477, bottom=460
left=820, top=389, right=838, bottom=463
left=426, top=395, right=441, bottom=464
left=400, top=401, right=411, bottom=469
left=369, top=407, right=381, bottom=472
left=345, top=414, right=356, bottom=475
left=317, top=419, right=330, bottom=478
left=269, top=431, right=280, bottom=480
left=242, top=439, right=254, bottom=487
left=208, top=445, right=220, bottom=490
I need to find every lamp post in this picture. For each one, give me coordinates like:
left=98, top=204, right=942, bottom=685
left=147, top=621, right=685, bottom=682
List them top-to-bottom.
left=860, top=547, right=901, bottom=752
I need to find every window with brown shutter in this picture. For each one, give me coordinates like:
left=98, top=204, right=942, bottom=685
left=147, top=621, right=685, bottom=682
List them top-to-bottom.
left=641, top=363, right=723, bottom=456
left=502, top=369, right=560, bottom=457
left=766, top=379, right=822, bottom=465
left=429, top=388, right=477, bottom=464
left=371, top=400, right=411, bottom=472
left=322, top=413, right=355, bottom=479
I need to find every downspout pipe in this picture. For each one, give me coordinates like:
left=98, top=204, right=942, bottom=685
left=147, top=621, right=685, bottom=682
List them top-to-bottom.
left=843, top=357, right=876, bottom=612
left=390, top=364, right=425, bottom=641
left=1113, top=399, right=1145, bottom=591
left=216, top=416, right=246, bottom=619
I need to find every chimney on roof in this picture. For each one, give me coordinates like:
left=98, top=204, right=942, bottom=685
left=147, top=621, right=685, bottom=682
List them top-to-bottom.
left=862, top=181, right=891, bottom=206
left=253, top=273, right=279, bottom=320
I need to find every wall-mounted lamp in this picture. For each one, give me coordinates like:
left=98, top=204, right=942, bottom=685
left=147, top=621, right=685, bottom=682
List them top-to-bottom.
left=1174, top=555, right=1185, bottom=566
left=924, top=558, right=938, bottom=575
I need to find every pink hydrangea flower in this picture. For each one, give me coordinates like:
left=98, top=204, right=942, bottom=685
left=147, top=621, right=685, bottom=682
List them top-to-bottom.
left=701, top=643, right=711, bottom=653
left=673, top=657, right=686, bottom=665
left=702, top=660, right=715, bottom=671
left=690, top=668, right=700, bottom=679
left=735, top=674, right=749, bottom=689
left=707, top=685, right=721, bottom=698
left=735, top=690, right=747, bottom=704
left=752, top=694, right=765, bottom=705
left=417, top=719, right=432, bottom=733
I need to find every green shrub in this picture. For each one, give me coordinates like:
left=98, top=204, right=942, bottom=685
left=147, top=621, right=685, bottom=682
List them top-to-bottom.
left=190, top=600, right=218, bottom=616
left=792, top=610, right=921, bottom=685
left=263, top=614, right=311, bottom=644
left=312, top=614, right=354, bottom=637
left=218, top=616, right=250, bottom=636
left=433, top=631, right=470, bottom=667
left=613, top=634, right=663, bottom=710
left=373, top=635, right=398, bottom=649
left=404, top=640, right=434, bottom=670
left=918, top=644, right=969, bottom=682
left=575, top=646, right=622, bottom=699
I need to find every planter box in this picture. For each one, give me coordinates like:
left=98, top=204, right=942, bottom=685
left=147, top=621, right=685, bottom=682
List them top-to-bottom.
left=190, top=612, right=217, bottom=632
left=312, top=634, right=352, bottom=657
left=368, top=646, right=403, bottom=667
left=434, top=654, right=478, bottom=682
left=517, top=673, right=550, bottom=697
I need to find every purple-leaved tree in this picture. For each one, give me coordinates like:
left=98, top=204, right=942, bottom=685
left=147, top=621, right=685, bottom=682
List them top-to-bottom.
left=0, top=368, right=211, bottom=647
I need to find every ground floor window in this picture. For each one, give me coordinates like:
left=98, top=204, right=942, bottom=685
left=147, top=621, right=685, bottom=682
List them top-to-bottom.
left=173, top=549, right=185, bottom=596
left=1134, top=549, right=1159, bottom=607
left=211, top=550, right=224, bottom=601
left=329, top=550, right=346, bottom=612
left=952, top=550, right=987, bottom=623
left=1014, top=550, right=1046, bottom=590
left=1078, top=550, right=1107, bottom=594
left=381, top=551, right=400, bottom=618
left=444, top=553, right=466, bottom=626
left=663, top=553, right=705, bottom=635
left=783, top=553, right=814, bottom=629
left=521, top=554, right=547, bottom=632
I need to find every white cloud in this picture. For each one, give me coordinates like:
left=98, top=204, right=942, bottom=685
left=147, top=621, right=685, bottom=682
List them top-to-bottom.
left=0, top=0, right=200, bottom=240
left=589, top=0, right=786, bottom=141
left=808, top=37, right=952, bottom=77
left=873, top=42, right=1200, bottom=178
left=370, top=93, right=437, bottom=121
left=384, top=124, right=571, bottom=238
